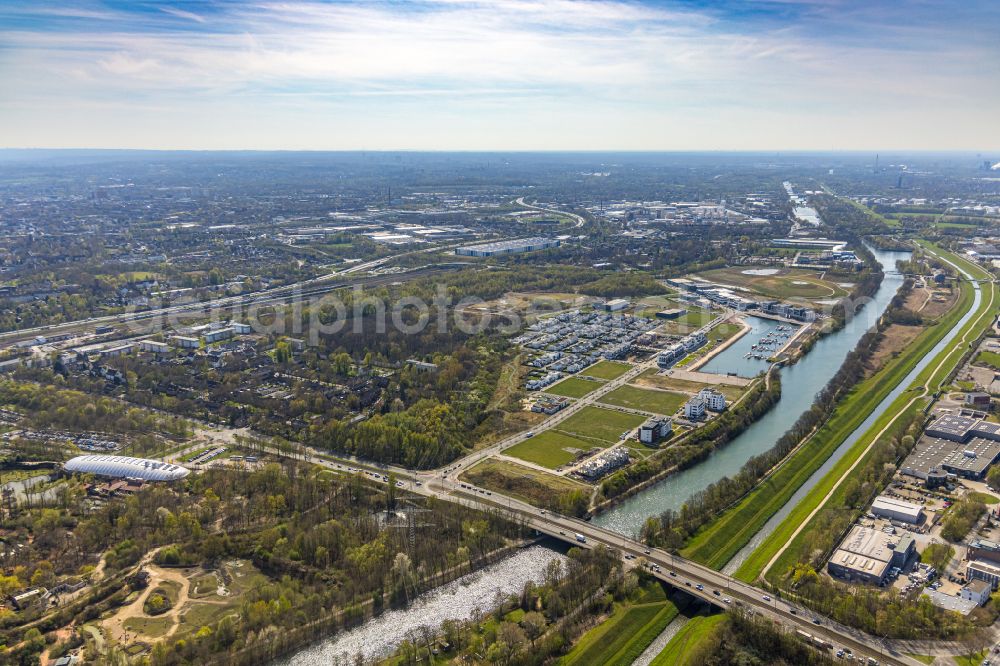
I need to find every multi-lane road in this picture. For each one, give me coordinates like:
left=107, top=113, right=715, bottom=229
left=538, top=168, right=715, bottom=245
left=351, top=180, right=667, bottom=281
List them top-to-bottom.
left=283, top=448, right=918, bottom=666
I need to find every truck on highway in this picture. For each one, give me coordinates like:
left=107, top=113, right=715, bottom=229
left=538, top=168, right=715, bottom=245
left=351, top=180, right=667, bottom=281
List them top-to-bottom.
left=575, top=533, right=586, bottom=544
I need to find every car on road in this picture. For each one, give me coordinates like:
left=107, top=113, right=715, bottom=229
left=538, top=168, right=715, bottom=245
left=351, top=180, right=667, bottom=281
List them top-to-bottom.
left=643, top=549, right=651, bottom=554
left=669, top=571, right=676, bottom=577
left=685, top=582, right=691, bottom=587
left=695, top=584, right=704, bottom=591
left=712, top=590, right=720, bottom=596
left=763, top=595, right=771, bottom=602
left=723, top=598, right=731, bottom=604
left=812, top=617, right=821, bottom=625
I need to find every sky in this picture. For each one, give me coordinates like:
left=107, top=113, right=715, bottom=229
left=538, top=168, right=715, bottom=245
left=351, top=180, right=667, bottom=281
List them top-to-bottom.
left=1, top=0, right=998, bottom=151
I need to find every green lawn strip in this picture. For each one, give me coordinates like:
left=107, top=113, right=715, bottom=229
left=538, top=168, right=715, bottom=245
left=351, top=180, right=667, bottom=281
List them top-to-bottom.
left=683, top=261, right=978, bottom=569
left=742, top=267, right=997, bottom=582
left=974, top=350, right=1000, bottom=371
left=582, top=360, right=632, bottom=380
left=544, top=376, right=605, bottom=398
left=599, top=385, right=688, bottom=416
left=555, top=406, right=646, bottom=443
left=504, top=430, right=591, bottom=468
left=969, top=491, right=1000, bottom=505
left=560, top=601, right=678, bottom=666
left=649, top=613, right=726, bottom=666
left=954, top=650, right=988, bottom=666
left=906, top=654, right=935, bottom=664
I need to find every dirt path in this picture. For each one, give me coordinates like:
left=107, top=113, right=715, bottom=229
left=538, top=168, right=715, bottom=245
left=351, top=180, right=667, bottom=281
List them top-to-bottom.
left=103, top=565, right=194, bottom=644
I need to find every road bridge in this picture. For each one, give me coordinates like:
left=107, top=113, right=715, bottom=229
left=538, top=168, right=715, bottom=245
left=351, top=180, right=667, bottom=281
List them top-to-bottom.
left=283, top=449, right=920, bottom=666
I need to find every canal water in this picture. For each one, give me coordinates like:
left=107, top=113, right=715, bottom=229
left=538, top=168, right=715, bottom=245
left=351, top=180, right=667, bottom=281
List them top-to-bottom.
left=593, top=247, right=912, bottom=537
left=722, top=249, right=982, bottom=573
left=279, top=545, right=568, bottom=664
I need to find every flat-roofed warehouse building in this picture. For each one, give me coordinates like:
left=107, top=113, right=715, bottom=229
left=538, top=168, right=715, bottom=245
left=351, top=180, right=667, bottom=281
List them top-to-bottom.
left=455, top=237, right=560, bottom=258
left=901, top=412, right=1000, bottom=483
left=64, top=454, right=190, bottom=482
left=871, top=495, right=925, bottom=524
left=827, top=525, right=915, bottom=585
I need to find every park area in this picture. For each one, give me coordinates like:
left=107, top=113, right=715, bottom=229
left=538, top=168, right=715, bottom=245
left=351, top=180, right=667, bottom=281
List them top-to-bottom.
left=696, top=266, right=850, bottom=306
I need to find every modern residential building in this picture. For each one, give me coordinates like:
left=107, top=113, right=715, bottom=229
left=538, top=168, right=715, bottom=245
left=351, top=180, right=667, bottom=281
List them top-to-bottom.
left=698, top=388, right=726, bottom=412
left=684, top=398, right=706, bottom=420
left=639, top=417, right=672, bottom=444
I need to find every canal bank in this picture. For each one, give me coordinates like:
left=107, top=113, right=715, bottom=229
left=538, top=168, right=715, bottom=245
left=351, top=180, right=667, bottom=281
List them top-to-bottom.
left=592, top=247, right=911, bottom=537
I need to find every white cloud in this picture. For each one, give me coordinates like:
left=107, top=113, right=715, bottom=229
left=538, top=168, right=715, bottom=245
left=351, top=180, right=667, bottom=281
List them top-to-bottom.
left=0, top=0, right=997, bottom=149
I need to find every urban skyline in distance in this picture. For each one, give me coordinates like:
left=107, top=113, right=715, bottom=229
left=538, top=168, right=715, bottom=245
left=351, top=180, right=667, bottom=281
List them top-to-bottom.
left=2, top=0, right=999, bottom=151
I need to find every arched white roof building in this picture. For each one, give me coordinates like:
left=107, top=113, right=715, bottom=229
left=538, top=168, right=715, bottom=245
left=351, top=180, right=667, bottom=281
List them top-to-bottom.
left=64, top=454, right=190, bottom=482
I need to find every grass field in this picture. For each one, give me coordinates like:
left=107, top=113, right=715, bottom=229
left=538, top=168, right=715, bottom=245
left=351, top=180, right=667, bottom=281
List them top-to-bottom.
left=684, top=244, right=987, bottom=573
left=737, top=245, right=997, bottom=583
left=697, top=266, right=848, bottom=304
left=974, top=350, right=1000, bottom=371
left=582, top=360, right=632, bottom=380
left=634, top=369, right=747, bottom=401
left=544, top=376, right=605, bottom=398
left=600, top=385, right=688, bottom=415
left=555, top=406, right=646, bottom=444
left=505, top=430, right=594, bottom=468
left=461, top=458, right=588, bottom=508
left=560, top=581, right=677, bottom=666
left=649, top=613, right=725, bottom=666
left=955, top=650, right=988, bottom=666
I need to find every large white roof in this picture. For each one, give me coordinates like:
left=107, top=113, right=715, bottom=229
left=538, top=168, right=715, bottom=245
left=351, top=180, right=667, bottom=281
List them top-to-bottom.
left=64, top=454, right=189, bottom=482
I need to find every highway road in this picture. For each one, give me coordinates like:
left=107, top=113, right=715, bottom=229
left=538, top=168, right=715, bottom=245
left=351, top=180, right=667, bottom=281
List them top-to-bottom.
left=514, top=197, right=587, bottom=228
left=259, top=447, right=918, bottom=666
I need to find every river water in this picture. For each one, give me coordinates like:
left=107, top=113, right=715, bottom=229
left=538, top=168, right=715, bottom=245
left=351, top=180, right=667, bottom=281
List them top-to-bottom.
left=593, top=247, right=912, bottom=537
left=280, top=545, right=567, bottom=664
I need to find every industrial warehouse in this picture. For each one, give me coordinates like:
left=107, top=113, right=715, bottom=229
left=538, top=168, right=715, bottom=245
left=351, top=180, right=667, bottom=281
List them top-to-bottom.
left=454, top=237, right=560, bottom=257
left=901, top=410, right=1000, bottom=484
left=827, top=525, right=916, bottom=585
